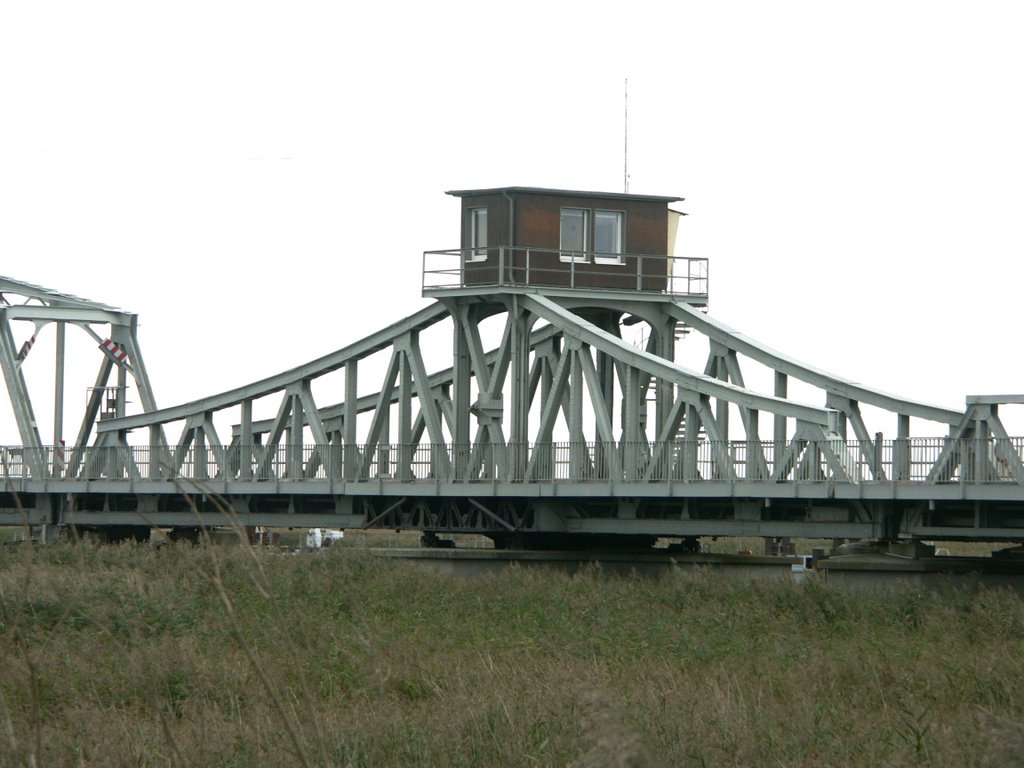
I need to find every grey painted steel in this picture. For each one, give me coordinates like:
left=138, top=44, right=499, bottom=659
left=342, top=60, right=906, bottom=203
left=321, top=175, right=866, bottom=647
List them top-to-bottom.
left=3, top=272, right=1024, bottom=543
left=0, top=276, right=127, bottom=311
left=0, top=277, right=159, bottom=479
left=520, top=294, right=833, bottom=425
left=664, top=301, right=964, bottom=425
left=96, top=302, right=450, bottom=433
left=4, top=306, right=130, bottom=327
left=968, top=395, right=1024, bottom=405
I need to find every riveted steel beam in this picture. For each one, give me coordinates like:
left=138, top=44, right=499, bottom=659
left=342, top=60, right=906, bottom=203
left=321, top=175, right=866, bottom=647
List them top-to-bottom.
left=523, top=294, right=834, bottom=425
left=666, top=300, right=963, bottom=425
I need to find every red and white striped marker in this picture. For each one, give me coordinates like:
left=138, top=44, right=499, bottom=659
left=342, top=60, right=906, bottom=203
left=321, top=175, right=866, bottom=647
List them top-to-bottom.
left=17, top=334, right=35, bottom=361
left=100, top=338, right=129, bottom=365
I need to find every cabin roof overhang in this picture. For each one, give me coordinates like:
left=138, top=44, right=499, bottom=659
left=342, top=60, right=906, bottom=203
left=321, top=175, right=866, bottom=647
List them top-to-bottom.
left=446, top=186, right=684, bottom=204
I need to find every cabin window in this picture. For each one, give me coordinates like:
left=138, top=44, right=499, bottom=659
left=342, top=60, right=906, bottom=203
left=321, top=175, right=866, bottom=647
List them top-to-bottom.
left=467, top=207, right=488, bottom=262
left=559, top=207, right=590, bottom=261
left=594, top=210, right=624, bottom=264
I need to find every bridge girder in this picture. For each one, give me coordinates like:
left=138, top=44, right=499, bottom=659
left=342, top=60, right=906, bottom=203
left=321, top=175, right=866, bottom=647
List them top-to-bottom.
left=3, top=283, right=1022, bottom=542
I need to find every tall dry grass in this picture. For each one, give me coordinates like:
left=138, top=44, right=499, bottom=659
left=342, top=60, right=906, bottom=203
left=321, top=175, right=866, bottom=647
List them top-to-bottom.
left=0, top=535, right=1022, bottom=766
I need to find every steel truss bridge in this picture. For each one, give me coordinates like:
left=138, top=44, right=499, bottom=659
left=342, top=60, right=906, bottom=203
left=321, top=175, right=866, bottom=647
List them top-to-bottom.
left=2, top=269, right=1023, bottom=548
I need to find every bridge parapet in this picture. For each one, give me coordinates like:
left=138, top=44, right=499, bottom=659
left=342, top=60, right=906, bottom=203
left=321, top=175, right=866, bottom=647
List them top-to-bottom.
left=6, top=436, right=1023, bottom=487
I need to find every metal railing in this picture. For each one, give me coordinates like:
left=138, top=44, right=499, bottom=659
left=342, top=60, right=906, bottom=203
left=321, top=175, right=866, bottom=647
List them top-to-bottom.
left=422, top=246, right=709, bottom=296
left=4, top=437, right=1023, bottom=485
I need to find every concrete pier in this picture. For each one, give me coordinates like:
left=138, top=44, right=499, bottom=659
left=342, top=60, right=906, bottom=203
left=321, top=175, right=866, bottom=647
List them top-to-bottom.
left=816, top=541, right=1024, bottom=592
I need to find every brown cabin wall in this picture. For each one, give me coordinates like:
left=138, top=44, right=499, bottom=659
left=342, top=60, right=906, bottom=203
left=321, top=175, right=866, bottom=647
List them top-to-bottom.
left=458, top=190, right=671, bottom=290
left=513, top=192, right=668, bottom=254
left=458, top=194, right=512, bottom=247
left=459, top=194, right=509, bottom=286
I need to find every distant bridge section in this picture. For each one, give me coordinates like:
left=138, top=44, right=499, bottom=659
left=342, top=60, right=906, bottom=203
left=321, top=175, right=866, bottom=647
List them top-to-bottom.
left=0, top=275, right=158, bottom=476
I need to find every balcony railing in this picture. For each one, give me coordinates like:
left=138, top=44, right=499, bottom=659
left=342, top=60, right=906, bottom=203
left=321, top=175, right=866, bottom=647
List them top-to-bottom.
left=422, top=246, right=709, bottom=296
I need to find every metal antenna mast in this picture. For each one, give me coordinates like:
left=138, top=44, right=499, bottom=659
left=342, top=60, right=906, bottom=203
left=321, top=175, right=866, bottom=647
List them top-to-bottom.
left=623, top=78, right=629, bottom=193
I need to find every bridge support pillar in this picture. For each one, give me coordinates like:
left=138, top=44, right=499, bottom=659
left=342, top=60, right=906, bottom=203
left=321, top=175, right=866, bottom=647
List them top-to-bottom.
left=509, top=300, right=531, bottom=481
left=450, top=307, right=471, bottom=482
left=344, top=360, right=359, bottom=480
left=894, top=414, right=911, bottom=480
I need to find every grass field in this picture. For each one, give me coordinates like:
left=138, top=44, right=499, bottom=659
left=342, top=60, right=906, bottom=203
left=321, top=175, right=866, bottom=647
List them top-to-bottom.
left=1, top=533, right=1023, bottom=767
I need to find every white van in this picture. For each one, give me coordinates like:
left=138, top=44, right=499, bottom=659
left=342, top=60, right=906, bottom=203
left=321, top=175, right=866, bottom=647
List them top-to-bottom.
left=305, top=528, right=344, bottom=549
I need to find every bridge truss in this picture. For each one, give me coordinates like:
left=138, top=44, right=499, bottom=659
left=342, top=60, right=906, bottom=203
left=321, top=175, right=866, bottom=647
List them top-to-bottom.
left=0, top=276, right=158, bottom=476
left=2, top=279, right=1023, bottom=547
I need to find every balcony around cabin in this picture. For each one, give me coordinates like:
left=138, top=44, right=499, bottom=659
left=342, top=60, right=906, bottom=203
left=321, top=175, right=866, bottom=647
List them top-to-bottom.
left=422, top=186, right=708, bottom=298
left=421, top=245, right=709, bottom=297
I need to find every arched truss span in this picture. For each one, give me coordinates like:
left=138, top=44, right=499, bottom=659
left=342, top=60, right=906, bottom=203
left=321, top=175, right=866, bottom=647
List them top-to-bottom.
left=78, top=290, right=1020, bottom=491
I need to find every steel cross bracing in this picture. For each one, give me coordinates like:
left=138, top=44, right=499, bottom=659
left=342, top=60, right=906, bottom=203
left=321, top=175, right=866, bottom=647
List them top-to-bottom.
left=0, top=276, right=159, bottom=482
left=3, top=285, right=1024, bottom=545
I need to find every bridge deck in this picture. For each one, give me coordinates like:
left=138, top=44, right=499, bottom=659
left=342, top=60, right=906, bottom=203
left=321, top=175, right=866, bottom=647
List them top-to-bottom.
left=3, top=436, right=1023, bottom=543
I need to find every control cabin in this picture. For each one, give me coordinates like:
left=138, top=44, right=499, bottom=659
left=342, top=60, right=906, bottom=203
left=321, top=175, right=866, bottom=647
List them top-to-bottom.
left=445, top=186, right=686, bottom=293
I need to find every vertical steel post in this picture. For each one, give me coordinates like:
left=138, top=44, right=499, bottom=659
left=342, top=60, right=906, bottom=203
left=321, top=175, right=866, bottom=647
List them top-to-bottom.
left=509, top=300, right=530, bottom=480
left=451, top=305, right=471, bottom=481
left=53, top=321, right=65, bottom=454
left=569, top=344, right=584, bottom=479
left=398, top=350, right=412, bottom=481
left=344, top=360, right=358, bottom=480
left=623, top=366, right=640, bottom=480
left=774, top=371, right=788, bottom=476
left=825, top=393, right=848, bottom=439
left=288, top=394, right=303, bottom=479
left=240, top=399, right=253, bottom=481
left=378, top=403, right=390, bottom=478
left=682, top=403, right=700, bottom=481
left=745, top=408, right=759, bottom=480
left=974, top=409, right=990, bottom=483
left=895, top=413, right=910, bottom=481
left=195, top=422, right=208, bottom=481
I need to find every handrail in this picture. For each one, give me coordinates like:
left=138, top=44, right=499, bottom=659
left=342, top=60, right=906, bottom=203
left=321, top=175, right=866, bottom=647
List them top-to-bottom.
left=422, top=246, right=709, bottom=296
left=6, top=436, right=1022, bottom=485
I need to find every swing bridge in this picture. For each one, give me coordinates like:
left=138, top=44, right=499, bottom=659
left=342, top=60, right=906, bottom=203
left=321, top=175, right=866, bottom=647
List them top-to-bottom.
left=2, top=263, right=1023, bottom=549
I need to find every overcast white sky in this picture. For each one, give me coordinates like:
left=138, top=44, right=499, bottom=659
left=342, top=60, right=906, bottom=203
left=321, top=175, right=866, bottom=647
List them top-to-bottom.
left=2, top=1, right=1023, bottom=442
